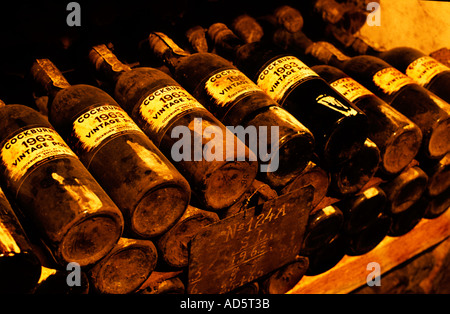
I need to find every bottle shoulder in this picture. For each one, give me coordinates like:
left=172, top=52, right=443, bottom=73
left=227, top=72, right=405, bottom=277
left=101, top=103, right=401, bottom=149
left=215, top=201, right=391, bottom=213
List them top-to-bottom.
left=50, top=84, right=119, bottom=129
left=0, top=105, right=50, bottom=140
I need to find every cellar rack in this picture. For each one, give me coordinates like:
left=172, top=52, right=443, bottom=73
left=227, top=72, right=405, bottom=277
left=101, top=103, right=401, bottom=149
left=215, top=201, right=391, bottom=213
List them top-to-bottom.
left=288, top=209, right=450, bottom=294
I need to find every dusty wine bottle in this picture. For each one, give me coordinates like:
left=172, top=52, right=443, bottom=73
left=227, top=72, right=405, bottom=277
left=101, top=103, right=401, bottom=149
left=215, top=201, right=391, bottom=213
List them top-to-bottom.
left=272, top=5, right=304, bottom=33
left=208, top=22, right=368, bottom=169
left=146, top=31, right=316, bottom=189
left=300, top=40, right=450, bottom=160
left=89, top=44, right=258, bottom=210
left=367, top=47, right=450, bottom=105
left=31, top=58, right=190, bottom=238
left=311, top=65, right=423, bottom=176
left=0, top=103, right=124, bottom=266
left=328, top=138, right=380, bottom=196
left=421, top=152, right=450, bottom=198
left=421, top=153, right=450, bottom=218
left=281, top=160, right=329, bottom=209
left=380, top=165, right=428, bottom=215
left=220, top=179, right=278, bottom=219
left=0, top=186, right=42, bottom=293
left=336, top=186, right=387, bottom=235
left=424, top=188, right=450, bottom=219
left=388, top=196, right=427, bottom=237
left=300, top=204, right=344, bottom=255
left=156, top=205, right=219, bottom=268
left=345, top=212, right=391, bottom=256
left=305, top=233, right=346, bottom=276
left=88, top=237, right=158, bottom=294
left=259, top=255, right=309, bottom=294
left=140, top=276, right=185, bottom=294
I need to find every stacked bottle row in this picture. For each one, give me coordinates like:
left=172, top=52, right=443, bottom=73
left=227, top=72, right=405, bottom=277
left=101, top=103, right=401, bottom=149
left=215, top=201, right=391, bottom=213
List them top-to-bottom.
left=1, top=4, right=449, bottom=295
left=228, top=5, right=450, bottom=279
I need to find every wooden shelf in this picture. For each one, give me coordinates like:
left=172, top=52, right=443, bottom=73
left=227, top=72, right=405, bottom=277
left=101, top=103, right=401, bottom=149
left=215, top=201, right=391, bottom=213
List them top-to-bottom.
left=288, top=209, right=450, bottom=294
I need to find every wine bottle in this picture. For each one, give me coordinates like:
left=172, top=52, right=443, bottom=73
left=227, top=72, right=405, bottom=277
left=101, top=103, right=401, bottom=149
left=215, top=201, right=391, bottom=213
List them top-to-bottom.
left=313, top=0, right=346, bottom=24
left=272, top=5, right=304, bottom=33
left=208, top=22, right=368, bottom=169
left=185, top=26, right=209, bottom=53
left=145, top=32, right=316, bottom=189
left=298, top=39, right=450, bottom=160
left=89, top=44, right=258, bottom=210
left=357, top=46, right=450, bottom=105
left=31, top=58, right=190, bottom=238
left=311, top=64, right=423, bottom=176
left=0, top=103, right=123, bottom=266
left=328, top=138, right=380, bottom=196
left=421, top=152, right=450, bottom=198
left=281, top=160, right=329, bottom=209
left=380, top=165, right=428, bottom=215
left=220, top=179, right=277, bottom=219
left=0, top=186, right=42, bottom=293
left=336, top=186, right=387, bottom=235
left=424, top=188, right=450, bottom=219
left=388, top=197, right=427, bottom=237
left=300, top=204, right=344, bottom=255
left=156, top=205, right=219, bottom=268
left=345, top=212, right=391, bottom=256
left=305, top=233, right=346, bottom=276
left=88, top=237, right=158, bottom=294
left=259, top=255, right=309, bottom=294
left=139, top=274, right=185, bottom=294
left=231, top=281, right=260, bottom=294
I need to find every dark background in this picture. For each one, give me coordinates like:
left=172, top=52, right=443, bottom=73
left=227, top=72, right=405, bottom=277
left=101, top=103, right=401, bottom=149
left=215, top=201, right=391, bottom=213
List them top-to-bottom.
left=0, top=0, right=332, bottom=107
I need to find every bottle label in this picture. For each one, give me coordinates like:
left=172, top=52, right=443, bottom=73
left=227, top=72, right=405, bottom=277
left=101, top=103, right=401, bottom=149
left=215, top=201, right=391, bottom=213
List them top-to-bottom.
left=257, top=56, right=319, bottom=103
left=406, top=56, right=450, bottom=86
left=373, top=67, right=415, bottom=95
left=204, top=68, right=261, bottom=108
left=330, top=77, right=373, bottom=102
left=139, top=85, right=206, bottom=134
left=72, top=104, right=143, bottom=153
left=1, top=127, right=76, bottom=184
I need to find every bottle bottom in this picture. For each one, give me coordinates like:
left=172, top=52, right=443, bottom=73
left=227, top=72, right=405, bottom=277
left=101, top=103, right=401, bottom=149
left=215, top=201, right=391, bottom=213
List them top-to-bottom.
left=428, top=117, right=450, bottom=159
left=383, top=129, right=422, bottom=175
left=263, top=132, right=314, bottom=189
left=203, top=160, right=258, bottom=210
left=388, top=168, right=428, bottom=214
left=132, top=185, right=190, bottom=238
left=157, top=208, right=219, bottom=268
left=60, top=214, right=122, bottom=267
left=89, top=238, right=157, bottom=294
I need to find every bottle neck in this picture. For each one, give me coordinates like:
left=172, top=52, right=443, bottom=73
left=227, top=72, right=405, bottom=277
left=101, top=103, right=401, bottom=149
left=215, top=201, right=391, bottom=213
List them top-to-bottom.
left=231, top=15, right=264, bottom=44
left=208, top=23, right=244, bottom=61
left=326, top=23, right=385, bottom=57
left=147, top=32, right=191, bottom=71
left=307, top=41, right=352, bottom=68
left=89, top=44, right=132, bottom=85
left=30, top=59, right=71, bottom=100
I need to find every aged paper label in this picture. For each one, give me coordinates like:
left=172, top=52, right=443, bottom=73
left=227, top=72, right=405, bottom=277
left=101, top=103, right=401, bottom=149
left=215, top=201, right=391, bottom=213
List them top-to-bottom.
left=257, top=55, right=319, bottom=102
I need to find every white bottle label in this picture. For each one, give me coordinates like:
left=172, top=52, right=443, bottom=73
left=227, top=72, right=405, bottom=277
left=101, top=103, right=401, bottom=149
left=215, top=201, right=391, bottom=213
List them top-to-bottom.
left=257, top=56, right=319, bottom=102
left=406, top=56, right=450, bottom=87
left=373, top=67, right=415, bottom=95
left=204, top=68, right=261, bottom=107
left=330, top=77, right=373, bottom=102
left=139, top=85, right=206, bottom=134
left=72, top=104, right=142, bottom=153
left=1, top=127, right=76, bottom=184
